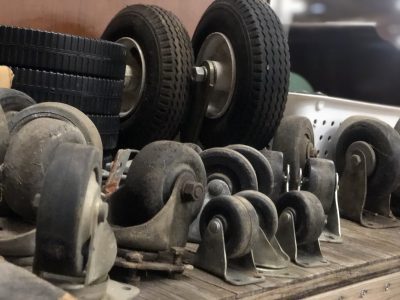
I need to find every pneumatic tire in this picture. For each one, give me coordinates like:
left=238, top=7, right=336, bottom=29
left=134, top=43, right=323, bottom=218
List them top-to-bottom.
left=192, top=0, right=290, bottom=149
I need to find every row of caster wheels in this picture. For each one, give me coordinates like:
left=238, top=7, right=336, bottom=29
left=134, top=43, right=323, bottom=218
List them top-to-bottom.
left=1, top=0, right=290, bottom=153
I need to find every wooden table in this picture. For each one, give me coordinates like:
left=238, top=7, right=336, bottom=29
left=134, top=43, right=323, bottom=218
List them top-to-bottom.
left=135, top=219, right=400, bottom=299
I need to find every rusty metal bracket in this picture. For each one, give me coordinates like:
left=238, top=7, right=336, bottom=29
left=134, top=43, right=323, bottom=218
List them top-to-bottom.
left=339, top=141, right=400, bottom=228
left=114, top=174, right=203, bottom=252
left=276, top=209, right=329, bottom=268
left=194, top=218, right=264, bottom=286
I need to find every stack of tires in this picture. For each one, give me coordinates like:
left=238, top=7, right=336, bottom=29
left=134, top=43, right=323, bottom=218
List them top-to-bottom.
left=0, top=26, right=126, bottom=153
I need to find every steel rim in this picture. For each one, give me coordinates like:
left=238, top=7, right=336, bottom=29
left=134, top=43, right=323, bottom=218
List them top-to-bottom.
left=196, top=33, right=236, bottom=119
left=117, top=37, right=146, bottom=118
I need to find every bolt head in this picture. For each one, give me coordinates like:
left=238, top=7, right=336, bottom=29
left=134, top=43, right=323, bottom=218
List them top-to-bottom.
left=191, top=66, right=207, bottom=82
left=351, top=154, right=362, bottom=167
left=181, top=181, right=205, bottom=202
left=209, top=219, right=222, bottom=233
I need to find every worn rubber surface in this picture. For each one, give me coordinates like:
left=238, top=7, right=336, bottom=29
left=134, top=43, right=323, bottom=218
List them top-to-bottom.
left=193, top=0, right=290, bottom=149
left=102, top=5, right=193, bottom=149
left=0, top=25, right=126, bottom=79
left=12, top=68, right=124, bottom=115
left=0, top=88, right=35, bottom=116
left=87, top=115, right=119, bottom=150
left=35, top=143, right=102, bottom=277
left=276, top=191, right=325, bottom=245
left=200, top=195, right=259, bottom=259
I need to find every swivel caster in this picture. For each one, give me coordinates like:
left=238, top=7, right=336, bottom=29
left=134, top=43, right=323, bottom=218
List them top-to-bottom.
left=273, top=116, right=316, bottom=190
left=334, top=116, right=400, bottom=228
left=109, top=141, right=206, bottom=276
left=34, top=143, right=138, bottom=299
left=188, top=147, right=257, bottom=242
left=302, top=158, right=342, bottom=243
left=236, top=191, right=289, bottom=270
left=275, top=191, right=328, bottom=268
left=194, top=195, right=264, bottom=285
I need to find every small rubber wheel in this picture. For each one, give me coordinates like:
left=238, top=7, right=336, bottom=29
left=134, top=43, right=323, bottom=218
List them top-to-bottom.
left=193, top=0, right=290, bottom=148
left=102, top=5, right=194, bottom=149
left=0, top=25, right=126, bottom=79
left=0, top=88, right=35, bottom=122
left=9, top=102, right=103, bottom=158
left=272, top=116, right=315, bottom=190
left=334, top=117, right=400, bottom=196
left=3, top=118, right=87, bottom=221
left=110, top=141, right=206, bottom=226
left=35, top=143, right=102, bottom=277
left=184, top=143, right=203, bottom=154
left=227, top=145, right=274, bottom=196
left=200, top=148, right=258, bottom=193
left=260, top=149, right=285, bottom=202
left=303, top=158, right=336, bottom=213
left=236, top=190, right=278, bottom=240
left=276, top=191, right=325, bottom=245
left=199, top=195, right=259, bottom=259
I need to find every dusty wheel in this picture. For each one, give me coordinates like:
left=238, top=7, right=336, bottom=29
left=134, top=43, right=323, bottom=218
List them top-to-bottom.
left=192, top=0, right=289, bottom=148
left=102, top=5, right=194, bottom=149
left=0, top=25, right=126, bottom=79
left=0, top=88, right=35, bottom=122
left=9, top=102, right=103, bottom=158
left=272, top=116, right=315, bottom=190
left=334, top=117, right=400, bottom=196
left=3, top=119, right=87, bottom=221
left=109, top=141, right=206, bottom=226
left=35, top=143, right=106, bottom=277
left=228, top=145, right=274, bottom=196
left=200, top=148, right=258, bottom=193
left=303, top=158, right=336, bottom=213
left=236, top=190, right=278, bottom=240
left=276, top=191, right=325, bottom=245
left=199, top=195, right=259, bottom=259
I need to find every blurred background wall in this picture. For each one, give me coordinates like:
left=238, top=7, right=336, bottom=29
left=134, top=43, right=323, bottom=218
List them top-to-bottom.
left=0, top=0, right=213, bottom=37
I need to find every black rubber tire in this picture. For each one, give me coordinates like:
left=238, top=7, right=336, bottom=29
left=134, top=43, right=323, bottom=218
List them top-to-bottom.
left=193, top=0, right=290, bottom=149
left=102, top=5, right=194, bottom=149
left=0, top=25, right=126, bottom=79
left=11, top=68, right=124, bottom=115
left=0, top=88, right=36, bottom=122
left=9, top=102, right=103, bottom=158
left=87, top=115, right=119, bottom=151
left=272, top=116, right=315, bottom=190
left=334, top=117, right=400, bottom=196
left=3, top=119, right=87, bottom=221
left=109, top=141, right=206, bottom=226
left=35, top=143, right=102, bottom=277
left=228, top=145, right=274, bottom=196
left=200, top=148, right=258, bottom=193
left=303, top=158, right=336, bottom=213
left=236, top=190, right=278, bottom=240
left=276, top=191, right=325, bottom=245
left=199, top=195, right=259, bottom=259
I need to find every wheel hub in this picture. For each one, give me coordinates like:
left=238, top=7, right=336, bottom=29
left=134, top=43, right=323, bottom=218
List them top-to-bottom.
left=196, top=32, right=236, bottom=119
left=117, top=37, right=146, bottom=118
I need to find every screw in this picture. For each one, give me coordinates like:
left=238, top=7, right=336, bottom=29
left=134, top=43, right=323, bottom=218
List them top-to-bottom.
left=191, top=66, right=207, bottom=82
left=351, top=154, right=362, bottom=167
left=208, top=180, right=224, bottom=197
left=181, top=181, right=204, bottom=202
left=209, top=219, right=222, bottom=233
left=385, top=283, right=391, bottom=291
left=360, top=289, right=368, bottom=298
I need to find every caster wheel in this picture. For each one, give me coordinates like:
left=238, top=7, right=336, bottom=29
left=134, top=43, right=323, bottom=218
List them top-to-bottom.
left=192, top=0, right=289, bottom=148
left=102, top=5, right=193, bottom=149
left=9, top=102, right=103, bottom=159
left=272, top=116, right=315, bottom=190
left=334, top=117, right=400, bottom=196
left=110, top=141, right=206, bottom=226
left=34, top=143, right=111, bottom=278
left=184, top=143, right=203, bottom=154
left=228, top=145, right=274, bottom=196
left=200, top=148, right=258, bottom=193
left=303, top=158, right=336, bottom=213
left=236, top=190, right=278, bottom=240
left=276, top=191, right=325, bottom=245
left=200, top=195, right=259, bottom=259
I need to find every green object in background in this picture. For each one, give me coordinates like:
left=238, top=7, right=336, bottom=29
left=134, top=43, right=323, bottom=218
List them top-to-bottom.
left=289, top=72, right=314, bottom=93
